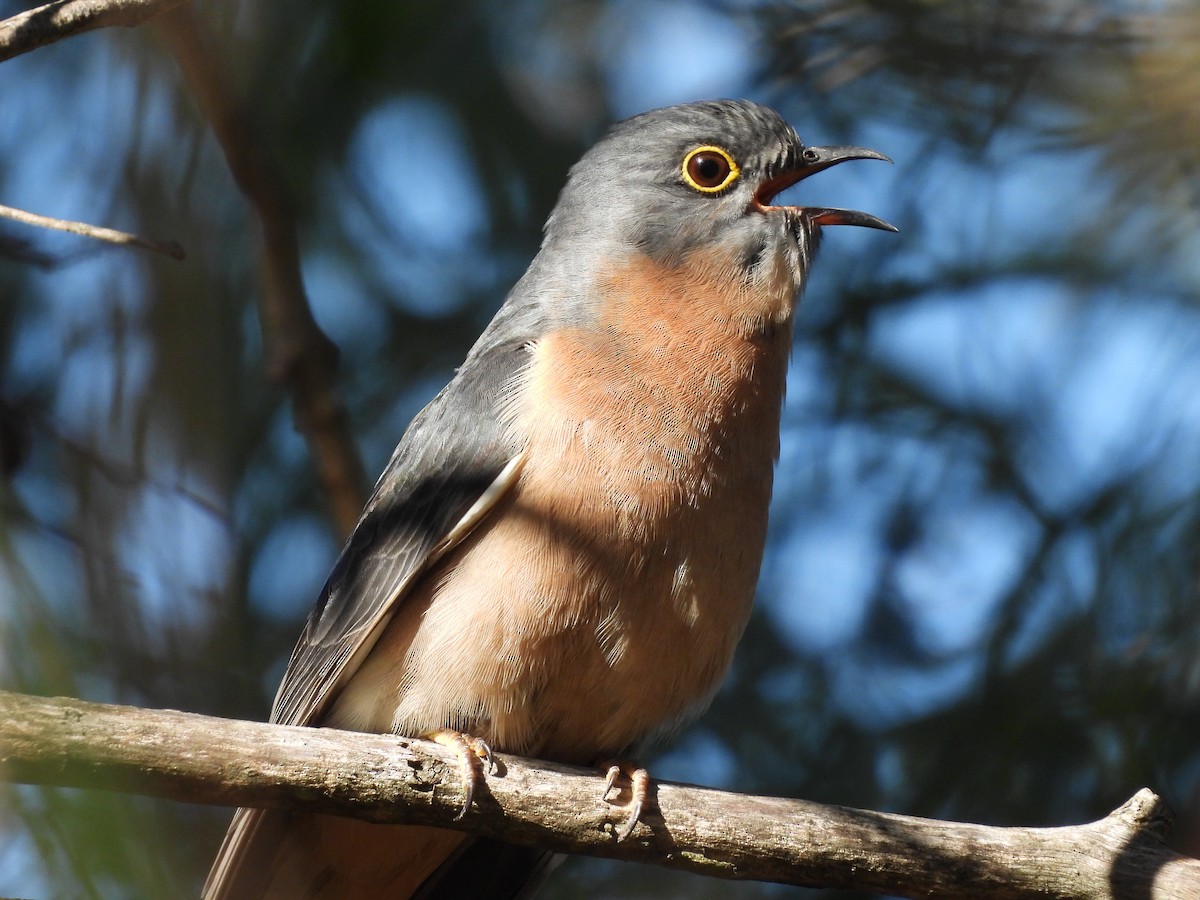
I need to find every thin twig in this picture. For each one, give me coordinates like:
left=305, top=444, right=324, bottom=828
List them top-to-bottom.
left=0, top=0, right=186, bottom=63
left=0, top=202, right=185, bottom=260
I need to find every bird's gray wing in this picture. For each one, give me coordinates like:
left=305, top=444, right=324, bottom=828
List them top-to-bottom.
left=204, top=333, right=537, bottom=900
left=269, top=337, right=529, bottom=728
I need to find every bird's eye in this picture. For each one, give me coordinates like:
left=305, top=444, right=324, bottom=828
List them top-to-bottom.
left=681, top=146, right=739, bottom=193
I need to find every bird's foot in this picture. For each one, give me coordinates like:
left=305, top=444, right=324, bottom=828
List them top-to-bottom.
left=428, top=729, right=495, bottom=820
left=600, top=760, right=650, bottom=842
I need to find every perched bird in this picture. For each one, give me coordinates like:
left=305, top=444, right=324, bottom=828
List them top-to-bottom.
left=204, top=98, right=894, bottom=899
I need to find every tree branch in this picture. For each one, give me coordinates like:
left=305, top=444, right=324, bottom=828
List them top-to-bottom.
left=0, top=0, right=186, bottom=62
left=0, top=0, right=369, bottom=534
left=156, top=7, right=369, bottom=537
left=0, top=202, right=185, bottom=259
left=1, top=690, right=1197, bottom=898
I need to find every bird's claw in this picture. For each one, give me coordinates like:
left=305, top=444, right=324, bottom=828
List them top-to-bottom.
left=429, top=729, right=494, bottom=820
left=601, top=761, right=650, bottom=841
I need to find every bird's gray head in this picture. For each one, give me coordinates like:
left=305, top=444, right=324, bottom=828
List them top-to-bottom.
left=543, top=99, right=894, bottom=283
left=472, top=100, right=894, bottom=353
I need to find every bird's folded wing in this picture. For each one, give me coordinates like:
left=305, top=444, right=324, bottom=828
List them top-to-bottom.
left=269, top=339, right=530, bottom=729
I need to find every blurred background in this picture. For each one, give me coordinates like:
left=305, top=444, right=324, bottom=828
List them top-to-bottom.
left=2, top=0, right=1200, bottom=897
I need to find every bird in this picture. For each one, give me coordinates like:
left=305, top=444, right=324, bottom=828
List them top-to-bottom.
left=203, top=98, right=894, bottom=899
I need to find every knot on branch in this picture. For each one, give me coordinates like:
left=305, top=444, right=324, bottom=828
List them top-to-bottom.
left=1109, top=788, right=1174, bottom=842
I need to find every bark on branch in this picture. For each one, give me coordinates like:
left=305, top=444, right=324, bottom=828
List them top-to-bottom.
left=0, top=0, right=186, bottom=62
left=1, top=691, right=1198, bottom=898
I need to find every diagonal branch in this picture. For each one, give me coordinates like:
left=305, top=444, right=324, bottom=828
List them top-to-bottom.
left=0, top=0, right=185, bottom=62
left=0, top=0, right=367, bottom=534
left=156, top=7, right=368, bottom=537
left=2, top=690, right=1198, bottom=899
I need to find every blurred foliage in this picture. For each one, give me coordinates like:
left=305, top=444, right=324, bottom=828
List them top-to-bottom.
left=2, top=0, right=1200, bottom=897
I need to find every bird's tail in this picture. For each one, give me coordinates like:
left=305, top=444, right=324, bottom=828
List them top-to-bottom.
left=203, top=807, right=470, bottom=899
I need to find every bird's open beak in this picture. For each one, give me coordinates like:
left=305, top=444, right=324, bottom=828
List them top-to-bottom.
left=755, top=145, right=898, bottom=232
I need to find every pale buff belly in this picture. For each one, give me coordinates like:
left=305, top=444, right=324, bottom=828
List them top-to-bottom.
left=328, top=478, right=766, bottom=761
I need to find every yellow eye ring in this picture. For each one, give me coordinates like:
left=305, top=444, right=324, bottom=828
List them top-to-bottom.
left=681, top=146, right=740, bottom=193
